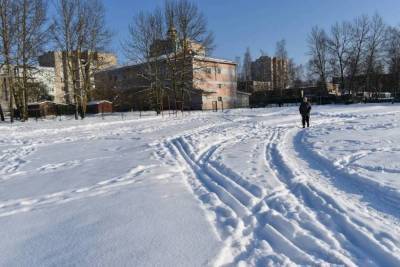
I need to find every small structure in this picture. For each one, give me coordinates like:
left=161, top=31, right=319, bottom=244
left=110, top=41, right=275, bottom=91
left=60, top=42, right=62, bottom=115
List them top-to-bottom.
left=236, top=91, right=251, bottom=108
left=87, top=100, right=113, bottom=114
left=28, top=101, right=57, bottom=117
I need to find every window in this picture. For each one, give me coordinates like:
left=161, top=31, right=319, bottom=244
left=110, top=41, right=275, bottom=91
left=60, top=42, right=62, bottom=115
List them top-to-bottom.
left=205, top=67, right=212, bottom=74
left=217, top=68, right=221, bottom=74
left=218, top=84, right=223, bottom=89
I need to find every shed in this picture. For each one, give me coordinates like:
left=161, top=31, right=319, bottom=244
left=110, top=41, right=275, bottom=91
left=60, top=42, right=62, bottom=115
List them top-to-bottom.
left=236, top=91, right=251, bottom=108
left=87, top=100, right=113, bottom=114
left=28, top=101, right=57, bottom=117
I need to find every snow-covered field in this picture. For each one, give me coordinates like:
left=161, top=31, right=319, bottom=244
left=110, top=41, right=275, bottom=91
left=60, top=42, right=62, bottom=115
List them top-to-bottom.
left=1, top=104, right=400, bottom=266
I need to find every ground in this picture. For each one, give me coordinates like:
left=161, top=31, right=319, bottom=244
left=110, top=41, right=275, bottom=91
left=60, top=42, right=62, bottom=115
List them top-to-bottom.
left=0, top=104, right=399, bottom=266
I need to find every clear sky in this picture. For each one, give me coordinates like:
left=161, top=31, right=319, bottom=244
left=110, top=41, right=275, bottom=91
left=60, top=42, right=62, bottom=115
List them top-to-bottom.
left=102, top=0, right=400, bottom=65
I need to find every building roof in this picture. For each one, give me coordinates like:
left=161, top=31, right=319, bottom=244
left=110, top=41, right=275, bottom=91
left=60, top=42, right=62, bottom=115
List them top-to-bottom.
left=96, top=54, right=237, bottom=75
left=193, top=55, right=236, bottom=65
left=87, top=100, right=112, bottom=105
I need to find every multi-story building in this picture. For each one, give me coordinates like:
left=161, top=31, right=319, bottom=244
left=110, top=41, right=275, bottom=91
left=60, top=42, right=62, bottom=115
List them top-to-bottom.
left=94, top=27, right=243, bottom=111
left=38, top=51, right=117, bottom=104
left=250, top=55, right=288, bottom=90
left=251, top=56, right=272, bottom=83
left=272, top=57, right=289, bottom=90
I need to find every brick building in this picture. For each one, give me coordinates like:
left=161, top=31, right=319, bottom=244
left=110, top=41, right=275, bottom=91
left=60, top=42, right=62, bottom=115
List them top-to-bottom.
left=94, top=26, right=244, bottom=111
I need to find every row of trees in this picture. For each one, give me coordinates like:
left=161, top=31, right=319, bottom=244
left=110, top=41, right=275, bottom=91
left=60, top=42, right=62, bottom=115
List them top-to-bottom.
left=0, top=0, right=111, bottom=122
left=307, top=13, right=400, bottom=94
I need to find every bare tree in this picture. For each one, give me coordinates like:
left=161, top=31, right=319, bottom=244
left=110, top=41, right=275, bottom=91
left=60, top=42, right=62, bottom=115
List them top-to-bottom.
left=0, top=0, right=18, bottom=122
left=14, top=0, right=48, bottom=121
left=51, top=0, right=111, bottom=119
left=51, top=0, right=82, bottom=119
left=78, top=0, right=111, bottom=117
left=123, top=0, right=213, bottom=114
left=164, top=0, right=214, bottom=112
left=123, top=9, right=166, bottom=114
left=364, top=13, right=387, bottom=93
left=347, top=15, right=370, bottom=93
left=327, top=21, right=351, bottom=92
left=386, top=25, right=400, bottom=98
left=307, top=26, right=329, bottom=88
left=275, top=39, right=288, bottom=60
left=275, top=39, right=289, bottom=91
left=242, top=47, right=252, bottom=81
left=234, top=56, right=242, bottom=81
left=288, top=58, right=304, bottom=87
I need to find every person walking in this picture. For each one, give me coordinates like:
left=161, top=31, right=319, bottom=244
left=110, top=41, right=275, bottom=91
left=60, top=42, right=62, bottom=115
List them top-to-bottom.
left=299, top=97, right=312, bottom=128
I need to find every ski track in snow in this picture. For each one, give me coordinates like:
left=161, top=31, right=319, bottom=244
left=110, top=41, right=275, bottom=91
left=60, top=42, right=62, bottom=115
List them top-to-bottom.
left=1, top=107, right=400, bottom=266
left=158, top=110, right=400, bottom=266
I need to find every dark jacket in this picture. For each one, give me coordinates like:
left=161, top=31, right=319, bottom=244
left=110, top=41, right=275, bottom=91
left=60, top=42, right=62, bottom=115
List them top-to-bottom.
left=299, top=102, right=312, bottom=116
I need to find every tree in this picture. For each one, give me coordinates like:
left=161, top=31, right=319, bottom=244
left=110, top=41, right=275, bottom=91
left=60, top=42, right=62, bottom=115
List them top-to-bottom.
left=0, top=0, right=18, bottom=122
left=14, top=0, right=48, bottom=121
left=51, top=0, right=111, bottom=119
left=77, top=0, right=111, bottom=116
left=124, top=0, right=214, bottom=114
left=164, top=0, right=214, bottom=112
left=123, top=8, right=165, bottom=114
left=364, top=13, right=386, bottom=93
left=347, top=15, right=370, bottom=93
left=327, top=21, right=351, bottom=92
left=307, top=26, right=329, bottom=87
left=386, top=26, right=400, bottom=98
left=275, top=39, right=288, bottom=60
left=275, top=39, right=289, bottom=91
left=241, top=47, right=252, bottom=81
left=234, top=56, right=242, bottom=81
left=288, top=58, right=304, bottom=87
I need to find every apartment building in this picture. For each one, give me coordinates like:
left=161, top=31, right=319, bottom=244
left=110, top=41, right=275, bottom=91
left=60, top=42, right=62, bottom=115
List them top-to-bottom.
left=38, top=51, right=117, bottom=104
left=250, top=55, right=288, bottom=90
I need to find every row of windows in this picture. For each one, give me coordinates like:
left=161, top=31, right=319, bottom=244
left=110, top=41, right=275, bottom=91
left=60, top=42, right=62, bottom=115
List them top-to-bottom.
left=205, top=67, right=222, bottom=74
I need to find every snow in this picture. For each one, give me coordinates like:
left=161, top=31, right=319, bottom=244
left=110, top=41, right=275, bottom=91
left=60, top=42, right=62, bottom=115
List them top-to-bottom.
left=0, top=104, right=400, bottom=266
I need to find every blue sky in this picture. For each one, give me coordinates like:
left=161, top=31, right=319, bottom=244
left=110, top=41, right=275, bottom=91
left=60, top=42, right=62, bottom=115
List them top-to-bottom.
left=102, top=0, right=400, bottom=65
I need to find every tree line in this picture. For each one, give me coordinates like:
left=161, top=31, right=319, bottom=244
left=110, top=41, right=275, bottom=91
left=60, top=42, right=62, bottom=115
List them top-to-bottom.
left=307, top=13, right=400, bottom=94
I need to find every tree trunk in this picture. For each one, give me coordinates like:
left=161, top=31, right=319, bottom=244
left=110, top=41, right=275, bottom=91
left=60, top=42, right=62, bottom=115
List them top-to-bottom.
left=0, top=104, right=4, bottom=121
